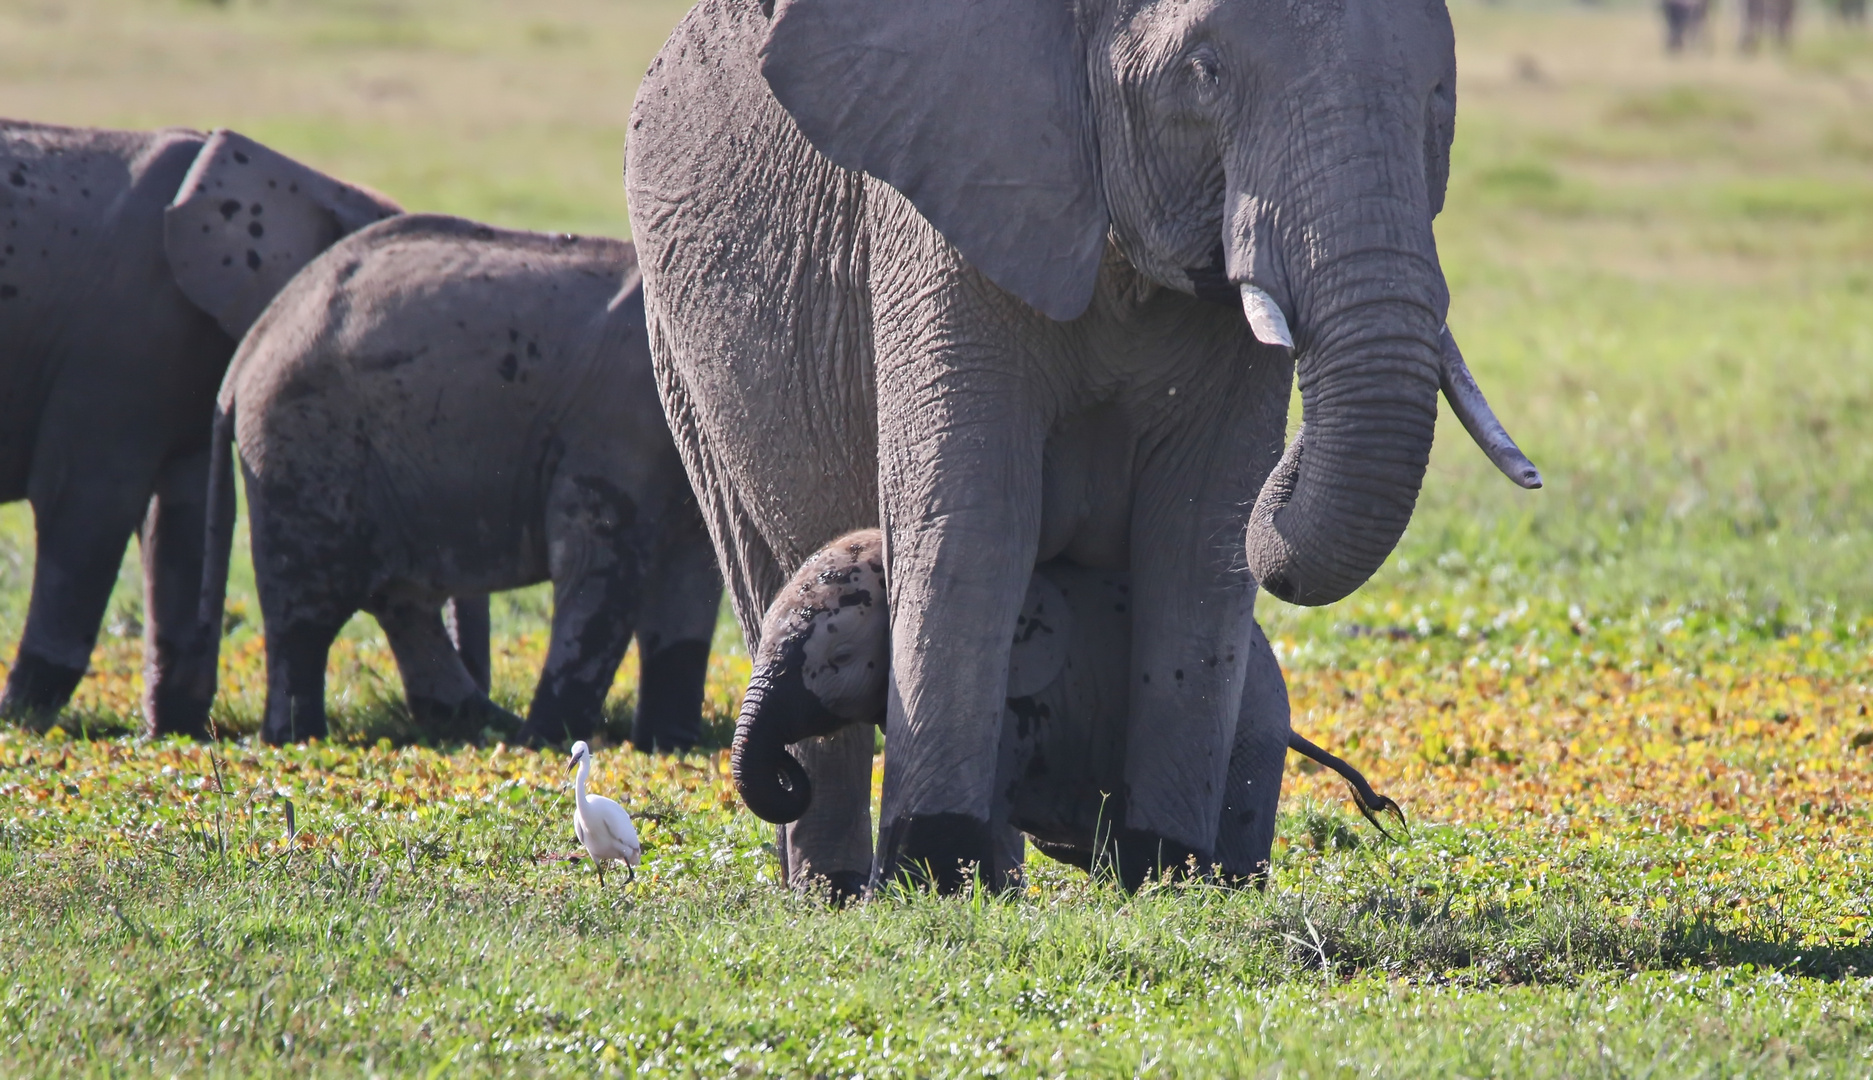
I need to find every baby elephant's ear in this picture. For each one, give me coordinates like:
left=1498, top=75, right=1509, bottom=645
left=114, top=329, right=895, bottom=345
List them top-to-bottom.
left=761, top=0, right=1107, bottom=322
left=163, top=129, right=401, bottom=338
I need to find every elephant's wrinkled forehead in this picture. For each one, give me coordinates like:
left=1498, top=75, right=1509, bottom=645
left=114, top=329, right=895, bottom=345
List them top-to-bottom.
left=1118, top=0, right=1453, bottom=71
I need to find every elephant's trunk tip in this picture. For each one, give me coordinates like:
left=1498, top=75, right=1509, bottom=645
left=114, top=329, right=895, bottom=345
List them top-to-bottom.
left=730, top=676, right=814, bottom=824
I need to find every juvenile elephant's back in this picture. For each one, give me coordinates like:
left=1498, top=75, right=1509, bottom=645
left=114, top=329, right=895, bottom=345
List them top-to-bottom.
left=228, top=214, right=649, bottom=595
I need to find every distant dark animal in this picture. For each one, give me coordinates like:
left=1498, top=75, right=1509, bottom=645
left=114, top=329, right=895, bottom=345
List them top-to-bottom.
left=1663, top=0, right=1712, bottom=51
left=1742, top=0, right=1797, bottom=49
left=0, top=121, right=399, bottom=737
left=201, top=215, right=723, bottom=749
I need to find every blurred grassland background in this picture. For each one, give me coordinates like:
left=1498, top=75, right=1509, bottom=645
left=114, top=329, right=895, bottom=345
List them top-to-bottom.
left=3, top=0, right=1873, bottom=1073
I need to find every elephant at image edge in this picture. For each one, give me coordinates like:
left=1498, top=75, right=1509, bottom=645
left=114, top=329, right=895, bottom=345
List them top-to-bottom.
left=627, top=0, right=1536, bottom=891
left=0, top=121, right=400, bottom=736
left=199, top=215, right=723, bottom=748
left=734, top=530, right=1405, bottom=895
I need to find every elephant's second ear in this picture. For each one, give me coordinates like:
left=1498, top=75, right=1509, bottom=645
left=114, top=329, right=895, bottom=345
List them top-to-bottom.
left=761, top=0, right=1107, bottom=322
left=163, top=129, right=402, bottom=339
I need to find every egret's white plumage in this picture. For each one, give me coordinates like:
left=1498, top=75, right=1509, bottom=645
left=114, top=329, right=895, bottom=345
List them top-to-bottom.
left=568, top=741, right=640, bottom=885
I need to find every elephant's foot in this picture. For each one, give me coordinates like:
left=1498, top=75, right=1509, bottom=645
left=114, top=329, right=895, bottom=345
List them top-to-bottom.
left=0, top=653, right=85, bottom=728
left=145, top=685, right=213, bottom=741
left=261, top=694, right=329, bottom=746
left=410, top=694, right=520, bottom=744
left=875, top=812, right=996, bottom=894
left=1103, top=828, right=1212, bottom=892
left=810, top=869, right=868, bottom=908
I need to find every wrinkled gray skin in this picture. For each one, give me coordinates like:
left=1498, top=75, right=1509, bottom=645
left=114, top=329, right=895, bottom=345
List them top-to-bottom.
left=628, top=0, right=1529, bottom=891
left=0, top=121, right=400, bottom=737
left=201, top=215, right=722, bottom=747
left=736, top=530, right=1296, bottom=894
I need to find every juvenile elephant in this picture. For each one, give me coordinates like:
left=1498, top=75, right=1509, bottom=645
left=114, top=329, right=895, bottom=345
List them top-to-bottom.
left=627, top=0, right=1537, bottom=889
left=0, top=121, right=400, bottom=736
left=199, top=214, right=723, bottom=748
left=736, top=530, right=1401, bottom=894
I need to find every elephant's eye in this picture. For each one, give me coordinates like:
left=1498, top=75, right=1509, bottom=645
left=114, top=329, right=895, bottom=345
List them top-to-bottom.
left=1186, top=48, right=1221, bottom=87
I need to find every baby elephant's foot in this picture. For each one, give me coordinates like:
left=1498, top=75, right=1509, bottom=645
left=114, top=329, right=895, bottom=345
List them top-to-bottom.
left=410, top=694, right=521, bottom=744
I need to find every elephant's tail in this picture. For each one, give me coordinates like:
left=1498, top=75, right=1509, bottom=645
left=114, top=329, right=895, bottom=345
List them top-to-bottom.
left=195, top=402, right=239, bottom=667
left=1287, top=732, right=1408, bottom=840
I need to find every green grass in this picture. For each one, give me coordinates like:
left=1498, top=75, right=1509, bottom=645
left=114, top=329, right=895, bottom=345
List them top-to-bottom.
left=4, top=0, right=1873, bottom=1074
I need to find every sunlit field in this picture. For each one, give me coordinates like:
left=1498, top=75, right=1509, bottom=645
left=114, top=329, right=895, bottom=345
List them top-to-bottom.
left=2, top=0, right=1871, bottom=1073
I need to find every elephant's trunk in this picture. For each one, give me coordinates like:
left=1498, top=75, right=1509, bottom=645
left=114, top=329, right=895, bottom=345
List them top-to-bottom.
left=1236, top=175, right=1447, bottom=605
left=731, top=665, right=814, bottom=824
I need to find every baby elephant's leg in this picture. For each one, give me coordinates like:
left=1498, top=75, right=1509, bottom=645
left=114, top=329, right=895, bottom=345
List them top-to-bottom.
left=375, top=594, right=516, bottom=741
left=1211, top=616, right=1290, bottom=884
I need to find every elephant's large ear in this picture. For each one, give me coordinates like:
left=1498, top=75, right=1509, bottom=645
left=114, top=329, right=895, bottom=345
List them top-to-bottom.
left=761, top=0, right=1106, bottom=322
left=163, top=129, right=401, bottom=338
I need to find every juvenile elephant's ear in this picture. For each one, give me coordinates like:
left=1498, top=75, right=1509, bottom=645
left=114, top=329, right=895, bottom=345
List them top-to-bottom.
left=761, top=0, right=1106, bottom=322
left=163, top=129, right=402, bottom=338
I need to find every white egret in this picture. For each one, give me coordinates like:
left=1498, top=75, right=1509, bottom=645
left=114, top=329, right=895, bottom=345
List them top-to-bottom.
left=567, top=741, right=641, bottom=885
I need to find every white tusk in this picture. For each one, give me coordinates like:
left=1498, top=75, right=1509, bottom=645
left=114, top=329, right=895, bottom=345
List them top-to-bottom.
left=1239, top=283, right=1294, bottom=350
left=1438, top=325, right=1542, bottom=490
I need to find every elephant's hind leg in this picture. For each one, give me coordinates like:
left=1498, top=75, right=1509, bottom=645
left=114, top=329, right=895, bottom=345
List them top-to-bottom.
left=140, top=446, right=217, bottom=738
left=2, top=456, right=158, bottom=726
left=246, top=464, right=361, bottom=746
left=516, top=476, right=645, bottom=746
left=631, top=503, right=723, bottom=753
left=375, top=593, right=517, bottom=743
left=258, top=618, right=344, bottom=745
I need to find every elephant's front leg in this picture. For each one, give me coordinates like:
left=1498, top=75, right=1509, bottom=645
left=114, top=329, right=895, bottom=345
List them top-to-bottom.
left=869, top=252, right=1049, bottom=893
left=1114, top=423, right=1268, bottom=888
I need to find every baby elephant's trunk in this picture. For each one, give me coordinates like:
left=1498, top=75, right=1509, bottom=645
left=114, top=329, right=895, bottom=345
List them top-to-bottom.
left=730, top=664, right=815, bottom=824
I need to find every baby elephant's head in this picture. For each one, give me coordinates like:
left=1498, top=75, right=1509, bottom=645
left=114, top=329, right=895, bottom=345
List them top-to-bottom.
left=732, top=529, right=890, bottom=824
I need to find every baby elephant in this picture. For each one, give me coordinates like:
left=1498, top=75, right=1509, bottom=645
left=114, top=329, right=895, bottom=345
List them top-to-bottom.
left=201, top=214, right=723, bottom=747
left=733, top=530, right=1400, bottom=885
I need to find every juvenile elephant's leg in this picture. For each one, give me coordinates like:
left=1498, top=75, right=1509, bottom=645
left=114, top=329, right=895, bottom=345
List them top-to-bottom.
left=140, top=447, right=217, bottom=738
left=247, top=466, right=360, bottom=746
left=1, top=469, right=156, bottom=725
left=517, top=477, right=644, bottom=745
left=631, top=504, right=724, bottom=753
left=376, top=595, right=515, bottom=741
left=445, top=595, right=492, bottom=695
left=1212, top=615, right=1291, bottom=885
left=258, top=617, right=344, bottom=745
left=779, top=727, right=877, bottom=902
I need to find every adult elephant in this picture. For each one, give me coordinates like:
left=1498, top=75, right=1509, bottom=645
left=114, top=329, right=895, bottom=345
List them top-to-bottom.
left=626, top=0, right=1537, bottom=891
left=0, top=121, right=400, bottom=737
